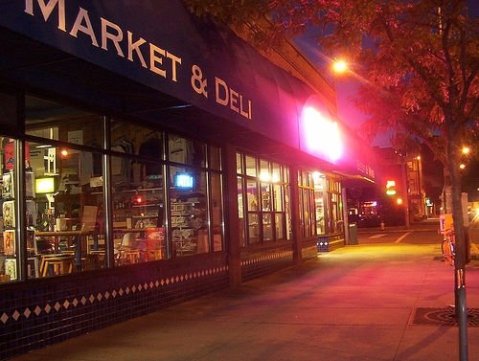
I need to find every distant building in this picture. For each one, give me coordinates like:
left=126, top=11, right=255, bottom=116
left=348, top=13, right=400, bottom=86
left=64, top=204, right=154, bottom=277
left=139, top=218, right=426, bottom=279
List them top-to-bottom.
left=346, top=147, right=431, bottom=227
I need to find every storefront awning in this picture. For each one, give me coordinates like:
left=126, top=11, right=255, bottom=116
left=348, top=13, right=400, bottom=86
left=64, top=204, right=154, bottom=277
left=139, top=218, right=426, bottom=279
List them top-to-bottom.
left=0, top=0, right=375, bottom=179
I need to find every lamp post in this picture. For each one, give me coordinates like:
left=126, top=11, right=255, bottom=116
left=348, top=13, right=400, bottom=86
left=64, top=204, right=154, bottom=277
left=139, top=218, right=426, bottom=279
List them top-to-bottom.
left=400, top=155, right=410, bottom=228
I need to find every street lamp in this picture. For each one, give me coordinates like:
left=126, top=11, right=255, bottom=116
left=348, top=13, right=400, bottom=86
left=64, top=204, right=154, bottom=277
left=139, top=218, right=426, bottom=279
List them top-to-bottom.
left=331, top=59, right=349, bottom=75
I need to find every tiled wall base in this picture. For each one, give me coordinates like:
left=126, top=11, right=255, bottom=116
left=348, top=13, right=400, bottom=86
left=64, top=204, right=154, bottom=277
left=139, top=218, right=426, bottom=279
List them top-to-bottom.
left=302, top=245, right=318, bottom=259
left=241, top=248, right=294, bottom=282
left=0, top=249, right=298, bottom=360
left=0, top=255, right=228, bottom=360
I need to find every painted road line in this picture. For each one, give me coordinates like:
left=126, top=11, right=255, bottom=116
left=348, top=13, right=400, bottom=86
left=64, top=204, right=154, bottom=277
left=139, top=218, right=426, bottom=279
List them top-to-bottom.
left=395, top=232, right=412, bottom=243
left=369, top=234, right=386, bottom=239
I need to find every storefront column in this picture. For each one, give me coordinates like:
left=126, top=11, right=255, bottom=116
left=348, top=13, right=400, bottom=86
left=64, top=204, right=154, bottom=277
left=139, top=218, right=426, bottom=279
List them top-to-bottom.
left=224, top=144, right=241, bottom=288
left=290, top=165, right=303, bottom=264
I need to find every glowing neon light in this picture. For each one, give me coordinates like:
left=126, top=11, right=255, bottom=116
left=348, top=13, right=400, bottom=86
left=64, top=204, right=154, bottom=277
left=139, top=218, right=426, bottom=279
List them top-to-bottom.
left=301, top=106, right=343, bottom=162
left=175, top=173, right=194, bottom=189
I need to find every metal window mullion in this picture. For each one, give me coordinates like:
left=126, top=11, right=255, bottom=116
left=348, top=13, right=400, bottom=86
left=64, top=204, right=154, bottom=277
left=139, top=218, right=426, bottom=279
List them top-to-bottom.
left=102, top=116, right=114, bottom=268
left=15, top=139, right=26, bottom=280
left=204, top=145, right=212, bottom=252
left=164, top=162, right=172, bottom=259
left=205, top=167, right=212, bottom=253
left=219, top=169, right=225, bottom=250
left=239, top=175, right=247, bottom=247
left=258, top=179, right=264, bottom=244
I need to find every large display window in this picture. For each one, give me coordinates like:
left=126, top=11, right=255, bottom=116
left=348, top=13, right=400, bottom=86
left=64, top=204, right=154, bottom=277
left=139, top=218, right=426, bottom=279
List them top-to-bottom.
left=0, top=93, right=225, bottom=284
left=109, top=122, right=224, bottom=263
left=236, top=152, right=291, bottom=246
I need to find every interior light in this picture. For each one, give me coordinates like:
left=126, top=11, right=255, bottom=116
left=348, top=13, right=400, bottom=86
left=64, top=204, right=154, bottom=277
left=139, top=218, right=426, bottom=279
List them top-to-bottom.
left=259, top=170, right=271, bottom=182
left=312, top=171, right=323, bottom=183
left=35, top=177, right=55, bottom=194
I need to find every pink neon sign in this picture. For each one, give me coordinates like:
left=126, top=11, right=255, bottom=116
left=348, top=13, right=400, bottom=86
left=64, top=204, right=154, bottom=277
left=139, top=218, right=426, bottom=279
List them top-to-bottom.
left=300, top=97, right=343, bottom=163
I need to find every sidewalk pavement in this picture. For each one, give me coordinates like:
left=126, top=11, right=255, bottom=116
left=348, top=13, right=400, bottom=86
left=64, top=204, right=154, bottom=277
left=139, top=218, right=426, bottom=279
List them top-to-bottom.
left=11, top=243, right=479, bottom=361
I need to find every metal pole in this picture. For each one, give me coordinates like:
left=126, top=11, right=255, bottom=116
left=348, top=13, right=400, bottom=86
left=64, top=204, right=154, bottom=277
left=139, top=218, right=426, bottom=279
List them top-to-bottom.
left=400, top=157, right=410, bottom=228
left=341, top=186, right=350, bottom=245
left=454, top=228, right=469, bottom=361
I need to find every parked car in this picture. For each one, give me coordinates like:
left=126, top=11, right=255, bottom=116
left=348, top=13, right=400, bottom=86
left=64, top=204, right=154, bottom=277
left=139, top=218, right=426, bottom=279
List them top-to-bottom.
left=357, top=214, right=382, bottom=228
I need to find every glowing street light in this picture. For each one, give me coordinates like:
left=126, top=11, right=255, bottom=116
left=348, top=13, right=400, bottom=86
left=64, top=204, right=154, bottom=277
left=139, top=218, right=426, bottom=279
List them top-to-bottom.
left=331, top=59, right=349, bottom=74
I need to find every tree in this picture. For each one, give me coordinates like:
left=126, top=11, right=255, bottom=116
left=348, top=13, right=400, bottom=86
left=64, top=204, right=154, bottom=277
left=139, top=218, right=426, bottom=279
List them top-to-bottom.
left=185, top=1, right=479, bottom=359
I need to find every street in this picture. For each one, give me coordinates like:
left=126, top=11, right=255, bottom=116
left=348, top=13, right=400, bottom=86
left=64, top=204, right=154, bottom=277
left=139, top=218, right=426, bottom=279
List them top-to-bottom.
left=357, top=221, right=442, bottom=245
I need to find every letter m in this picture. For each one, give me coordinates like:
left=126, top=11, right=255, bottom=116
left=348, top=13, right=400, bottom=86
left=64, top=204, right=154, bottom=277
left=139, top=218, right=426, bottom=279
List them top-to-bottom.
left=24, top=0, right=66, bottom=32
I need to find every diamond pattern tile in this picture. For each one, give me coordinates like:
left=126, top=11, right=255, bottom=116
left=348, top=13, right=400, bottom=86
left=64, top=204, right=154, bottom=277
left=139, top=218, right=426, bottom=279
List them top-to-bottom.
left=1, top=265, right=231, bottom=326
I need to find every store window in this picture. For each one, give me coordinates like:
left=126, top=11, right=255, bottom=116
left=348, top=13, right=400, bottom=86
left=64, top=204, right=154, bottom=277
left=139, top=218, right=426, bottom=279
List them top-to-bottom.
left=0, top=93, right=225, bottom=283
left=23, top=95, right=107, bottom=278
left=26, top=96, right=104, bottom=148
left=110, top=120, right=166, bottom=265
left=110, top=123, right=224, bottom=262
left=167, top=134, right=223, bottom=256
left=0, top=137, right=19, bottom=283
left=28, top=141, right=106, bottom=277
left=236, top=152, right=290, bottom=246
left=112, top=155, right=165, bottom=265
left=169, top=165, right=208, bottom=256
left=299, top=170, right=343, bottom=237
left=299, top=171, right=315, bottom=239
left=210, top=172, right=223, bottom=251
left=313, top=172, right=327, bottom=235
left=237, top=177, right=246, bottom=247
left=329, top=179, right=344, bottom=234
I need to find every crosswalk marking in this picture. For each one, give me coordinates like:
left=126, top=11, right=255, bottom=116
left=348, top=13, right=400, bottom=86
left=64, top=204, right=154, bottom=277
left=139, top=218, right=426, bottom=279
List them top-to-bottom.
left=395, top=232, right=412, bottom=243
left=369, top=234, right=386, bottom=239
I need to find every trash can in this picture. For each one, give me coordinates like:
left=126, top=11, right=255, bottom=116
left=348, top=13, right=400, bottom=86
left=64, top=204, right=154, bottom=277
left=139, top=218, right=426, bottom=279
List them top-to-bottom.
left=348, top=223, right=358, bottom=245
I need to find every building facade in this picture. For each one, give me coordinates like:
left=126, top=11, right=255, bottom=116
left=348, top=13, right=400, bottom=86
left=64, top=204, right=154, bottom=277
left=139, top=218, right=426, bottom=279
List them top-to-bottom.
left=0, top=1, right=373, bottom=359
